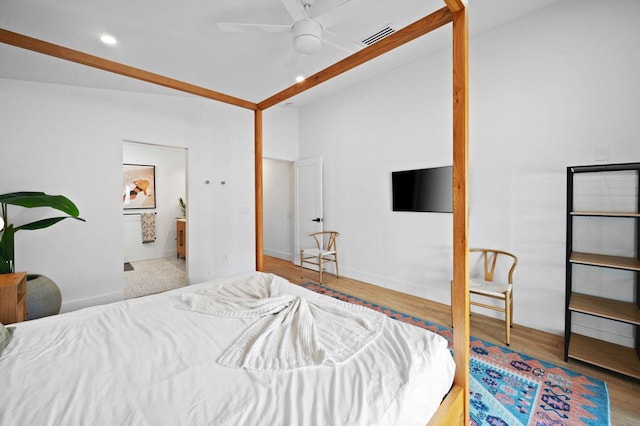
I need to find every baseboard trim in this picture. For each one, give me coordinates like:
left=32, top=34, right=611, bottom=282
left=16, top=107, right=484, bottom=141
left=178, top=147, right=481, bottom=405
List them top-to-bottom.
left=263, top=249, right=292, bottom=262
left=124, top=250, right=177, bottom=263
left=338, top=266, right=451, bottom=306
left=343, top=267, right=570, bottom=338
left=61, top=292, right=123, bottom=314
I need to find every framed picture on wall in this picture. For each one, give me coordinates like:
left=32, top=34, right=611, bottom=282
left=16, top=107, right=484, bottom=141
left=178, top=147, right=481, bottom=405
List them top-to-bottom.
left=123, top=163, right=156, bottom=209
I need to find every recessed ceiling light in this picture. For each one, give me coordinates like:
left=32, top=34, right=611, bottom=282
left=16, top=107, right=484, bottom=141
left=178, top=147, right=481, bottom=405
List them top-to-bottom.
left=100, top=34, right=117, bottom=45
left=295, top=75, right=305, bottom=83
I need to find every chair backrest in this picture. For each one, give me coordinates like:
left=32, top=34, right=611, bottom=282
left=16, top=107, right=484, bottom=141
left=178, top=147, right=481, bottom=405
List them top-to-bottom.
left=309, top=231, right=339, bottom=252
left=469, top=248, right=518, bottom=284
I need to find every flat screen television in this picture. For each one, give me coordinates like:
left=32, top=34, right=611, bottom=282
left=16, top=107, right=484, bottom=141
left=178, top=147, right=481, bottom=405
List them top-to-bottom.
left=392, top=166, right=453, bottom=213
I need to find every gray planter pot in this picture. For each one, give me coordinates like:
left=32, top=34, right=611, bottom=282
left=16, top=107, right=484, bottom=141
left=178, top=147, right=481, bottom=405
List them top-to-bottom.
left=26, top=274, right=62, bottom=320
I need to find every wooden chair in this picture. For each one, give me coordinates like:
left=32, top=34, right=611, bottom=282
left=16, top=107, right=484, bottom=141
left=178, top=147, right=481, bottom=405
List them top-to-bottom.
left=300, top=231, right=339, bottom=284
left=468, top=248, right=518, bottom=346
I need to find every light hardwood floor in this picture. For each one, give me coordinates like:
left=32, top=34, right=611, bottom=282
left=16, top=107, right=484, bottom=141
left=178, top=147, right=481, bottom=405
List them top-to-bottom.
left=263, top=255, right=640, bottom=426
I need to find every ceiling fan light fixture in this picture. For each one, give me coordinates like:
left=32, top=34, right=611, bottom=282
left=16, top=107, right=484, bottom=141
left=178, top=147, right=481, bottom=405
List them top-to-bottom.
left=293, top=20, right=322, bottom=55
left=100, top=34, right=117, bottom=45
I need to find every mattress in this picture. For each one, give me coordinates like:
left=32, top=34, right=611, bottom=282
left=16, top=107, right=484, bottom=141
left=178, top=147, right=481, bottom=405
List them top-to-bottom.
left=0, top=272, right=455, bottom=425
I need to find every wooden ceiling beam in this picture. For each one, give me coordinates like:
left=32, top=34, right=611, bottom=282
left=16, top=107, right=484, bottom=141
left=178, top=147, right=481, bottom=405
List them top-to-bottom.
left=257, top=6, right=453, bottom=110
left=0, top=28, right=257, bottom=111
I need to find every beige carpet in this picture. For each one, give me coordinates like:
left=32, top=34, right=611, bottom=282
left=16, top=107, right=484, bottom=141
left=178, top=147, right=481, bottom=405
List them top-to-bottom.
left=124, top=256, right=187, bottom=299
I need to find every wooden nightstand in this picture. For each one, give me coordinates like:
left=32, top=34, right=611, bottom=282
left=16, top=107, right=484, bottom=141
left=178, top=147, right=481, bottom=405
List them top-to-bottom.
left=0, top=272, right=27, bottom=324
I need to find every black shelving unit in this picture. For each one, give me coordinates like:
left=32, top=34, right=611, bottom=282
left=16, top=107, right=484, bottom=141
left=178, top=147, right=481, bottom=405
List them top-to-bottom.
left=565, top=162, right=640, bottom=379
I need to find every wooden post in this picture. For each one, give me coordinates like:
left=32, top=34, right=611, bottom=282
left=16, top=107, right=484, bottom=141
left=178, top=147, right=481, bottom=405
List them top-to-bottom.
left=451, top=5, right=470, bottom=424
left=255, top=109, right=264, bottom=271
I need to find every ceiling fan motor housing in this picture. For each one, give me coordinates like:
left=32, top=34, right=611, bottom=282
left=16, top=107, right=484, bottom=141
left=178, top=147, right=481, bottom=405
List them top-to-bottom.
left=293, top=19, right=322, bottom=55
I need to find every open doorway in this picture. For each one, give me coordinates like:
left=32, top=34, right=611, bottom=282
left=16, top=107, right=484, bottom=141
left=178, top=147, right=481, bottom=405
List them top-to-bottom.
left=122, top=140, right=188, bottom=298
left=263, top=157, right=325, bottom=268
left=263, top=158, right=294, bottom=262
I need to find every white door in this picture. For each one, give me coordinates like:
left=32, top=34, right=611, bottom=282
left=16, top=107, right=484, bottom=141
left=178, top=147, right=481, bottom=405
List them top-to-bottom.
left=293, top=157, right=323, bottom=266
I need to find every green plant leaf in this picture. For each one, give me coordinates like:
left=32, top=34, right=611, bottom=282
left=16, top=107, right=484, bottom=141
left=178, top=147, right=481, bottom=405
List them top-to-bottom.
left=0, top=192, right=80, bottom=217
left=0, top=192, right=85, bottom=274
left=14, top=216, right=85, bottom=232
left=0, top=225, right=15, bottom=274
left=0, top=256, right=11, bottom=274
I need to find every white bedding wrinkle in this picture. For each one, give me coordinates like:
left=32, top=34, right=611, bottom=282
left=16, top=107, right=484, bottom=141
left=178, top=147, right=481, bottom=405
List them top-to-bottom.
left=0, top=272, right=455, bottom=426
left=179, top=273, right=385, bottom=371
left=180, top=273, right=294, bottom=318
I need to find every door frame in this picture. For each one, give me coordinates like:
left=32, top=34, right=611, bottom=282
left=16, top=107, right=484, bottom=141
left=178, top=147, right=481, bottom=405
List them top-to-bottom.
left=122, top=139, right=188, bottom=280
left=293, top=157, right=323, bottom=266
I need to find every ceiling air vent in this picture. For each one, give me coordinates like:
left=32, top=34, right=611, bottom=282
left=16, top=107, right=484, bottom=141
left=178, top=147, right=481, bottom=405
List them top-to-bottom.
left=361, top=26, right=395, bottom=46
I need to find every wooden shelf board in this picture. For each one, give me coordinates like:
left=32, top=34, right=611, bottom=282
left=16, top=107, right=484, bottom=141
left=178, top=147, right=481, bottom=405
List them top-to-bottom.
left=571, top=211, right=640, bottom=218
left=570, top=252, right=640, bottom=271
left=569, top=293, right=640, bottom=325
left=568, top=333, right=640, bottom=380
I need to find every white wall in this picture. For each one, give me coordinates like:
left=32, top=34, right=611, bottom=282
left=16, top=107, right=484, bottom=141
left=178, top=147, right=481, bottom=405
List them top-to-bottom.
left=298, top=0, right=640, bottom=341
left=299, top=58, right=454, bottom=303
left=0, top=78, right=255, bottom=311
left=263, top=106, right=299, bottom=161
left=122, top=141, right=186, bottom=262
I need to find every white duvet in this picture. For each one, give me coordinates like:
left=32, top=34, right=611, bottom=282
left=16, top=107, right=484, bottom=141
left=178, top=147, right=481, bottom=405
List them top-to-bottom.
left=0, top=272, right=454, bottom=426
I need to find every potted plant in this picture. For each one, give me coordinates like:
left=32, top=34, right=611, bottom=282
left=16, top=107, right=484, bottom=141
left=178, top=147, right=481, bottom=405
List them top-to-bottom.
left=0, top=192, right=85, bottom=319
left=178, top=197, right=186, bottom=218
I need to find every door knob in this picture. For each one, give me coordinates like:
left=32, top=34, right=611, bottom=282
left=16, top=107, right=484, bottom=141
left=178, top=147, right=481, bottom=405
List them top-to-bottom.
left=312, top=218, right=322, bottom=222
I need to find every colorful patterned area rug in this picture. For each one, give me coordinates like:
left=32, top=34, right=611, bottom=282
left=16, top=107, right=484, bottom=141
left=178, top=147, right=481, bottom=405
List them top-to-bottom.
left=302, top=283, right=611, bottom=426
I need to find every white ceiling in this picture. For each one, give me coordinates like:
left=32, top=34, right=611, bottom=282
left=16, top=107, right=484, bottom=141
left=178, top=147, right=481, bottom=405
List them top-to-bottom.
left=0, top=0, right=562, bottom=106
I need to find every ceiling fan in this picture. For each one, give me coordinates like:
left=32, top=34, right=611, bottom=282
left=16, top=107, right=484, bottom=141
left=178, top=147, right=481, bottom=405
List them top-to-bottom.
left=217, top=0, right=364, bottom=56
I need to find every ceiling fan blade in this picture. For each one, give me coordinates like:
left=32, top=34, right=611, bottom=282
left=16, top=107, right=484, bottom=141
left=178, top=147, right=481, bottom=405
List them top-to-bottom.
left=281, top=0, right=308, bottom=22
left=216, top=22, right=291, bottom=33
left=322, top=29, right=364, bottom=54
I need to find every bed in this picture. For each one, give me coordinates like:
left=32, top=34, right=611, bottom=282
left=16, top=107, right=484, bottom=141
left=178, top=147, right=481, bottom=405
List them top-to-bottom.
left=0, top=0, right=470, bottom=423
left=1, top=272, right=454, bottom=425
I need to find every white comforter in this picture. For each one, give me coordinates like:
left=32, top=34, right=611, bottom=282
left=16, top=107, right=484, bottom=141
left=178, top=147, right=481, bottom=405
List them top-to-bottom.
left=0, top=272, right=454, bottom=426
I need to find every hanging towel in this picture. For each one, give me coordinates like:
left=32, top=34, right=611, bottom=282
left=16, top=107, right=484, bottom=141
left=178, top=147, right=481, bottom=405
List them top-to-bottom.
left=141, top=213, right=156, bottom=243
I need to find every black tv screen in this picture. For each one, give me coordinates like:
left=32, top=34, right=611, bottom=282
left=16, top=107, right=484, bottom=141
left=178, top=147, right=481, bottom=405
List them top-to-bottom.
left=392, top=166, right=453, bottom=213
